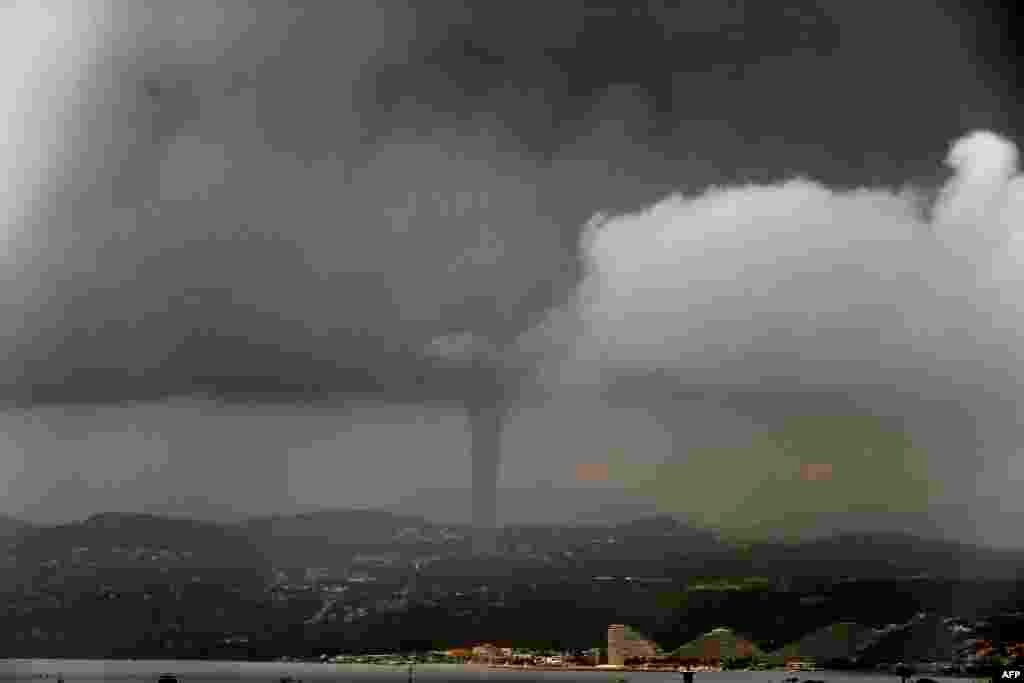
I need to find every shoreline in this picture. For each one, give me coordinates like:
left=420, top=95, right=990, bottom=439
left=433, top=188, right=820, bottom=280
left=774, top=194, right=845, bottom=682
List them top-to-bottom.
left=476, top=664, right=994, bottom=679
left=479, top=664, right=705, bottom=673
left=472, top=667, right=757, bottom=673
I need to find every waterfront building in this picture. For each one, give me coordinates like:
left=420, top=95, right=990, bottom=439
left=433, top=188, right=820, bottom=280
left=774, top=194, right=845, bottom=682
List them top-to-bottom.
left=608, top=624, right=659, bottom=666
left=471, top=643, right=500, bottom=664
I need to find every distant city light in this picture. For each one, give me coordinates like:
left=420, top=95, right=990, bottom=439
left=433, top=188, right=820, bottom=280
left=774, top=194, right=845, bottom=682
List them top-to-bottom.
left=576, top=463, right=611, bottom=481
left=800, top=463, right=833, bottom=481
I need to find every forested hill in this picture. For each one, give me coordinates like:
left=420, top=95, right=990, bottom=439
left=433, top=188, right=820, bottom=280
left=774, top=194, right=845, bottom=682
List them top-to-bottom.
left=10, top=512, right=269, bottom=573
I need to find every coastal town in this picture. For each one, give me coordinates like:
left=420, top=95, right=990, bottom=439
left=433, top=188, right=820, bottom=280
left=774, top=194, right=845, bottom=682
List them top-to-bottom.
left=300, top=621, right=1024, bottom=675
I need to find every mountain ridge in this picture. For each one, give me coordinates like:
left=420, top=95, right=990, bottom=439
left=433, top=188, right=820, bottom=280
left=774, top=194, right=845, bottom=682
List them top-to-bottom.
left=5, top=507, right=1024, bottom=582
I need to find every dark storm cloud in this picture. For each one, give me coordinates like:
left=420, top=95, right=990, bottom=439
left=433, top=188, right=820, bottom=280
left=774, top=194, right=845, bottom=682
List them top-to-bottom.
left=2, top=0, right=1017, bottom=407
left=2, top=1, right=564, bottom=405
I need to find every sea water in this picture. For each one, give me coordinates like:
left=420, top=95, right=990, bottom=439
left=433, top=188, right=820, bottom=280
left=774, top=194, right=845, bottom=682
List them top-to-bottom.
left=0, top=662, right=987, bottom=683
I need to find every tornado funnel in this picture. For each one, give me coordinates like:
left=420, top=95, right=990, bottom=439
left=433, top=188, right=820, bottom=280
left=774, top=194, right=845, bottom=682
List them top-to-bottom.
left=426, top=332, right=517, bottom=555
left=466, top=398, right=506, bottom=555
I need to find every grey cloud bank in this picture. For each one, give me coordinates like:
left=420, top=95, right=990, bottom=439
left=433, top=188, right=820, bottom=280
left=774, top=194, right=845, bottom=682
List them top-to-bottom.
left=534, top=131, right=1024, bottom=544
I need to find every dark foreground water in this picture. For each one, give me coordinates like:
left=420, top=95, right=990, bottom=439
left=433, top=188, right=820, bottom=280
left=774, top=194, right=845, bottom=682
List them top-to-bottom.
left=0, top=662, right=990, bottom=683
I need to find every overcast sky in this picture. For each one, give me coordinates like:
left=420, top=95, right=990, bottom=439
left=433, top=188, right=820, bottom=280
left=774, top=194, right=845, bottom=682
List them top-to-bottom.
left=1, top=1, right=1022, bottom=546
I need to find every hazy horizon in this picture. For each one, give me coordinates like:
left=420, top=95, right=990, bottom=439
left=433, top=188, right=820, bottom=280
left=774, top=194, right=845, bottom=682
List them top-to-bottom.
left=5, top=481, right=1016, bottom=554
